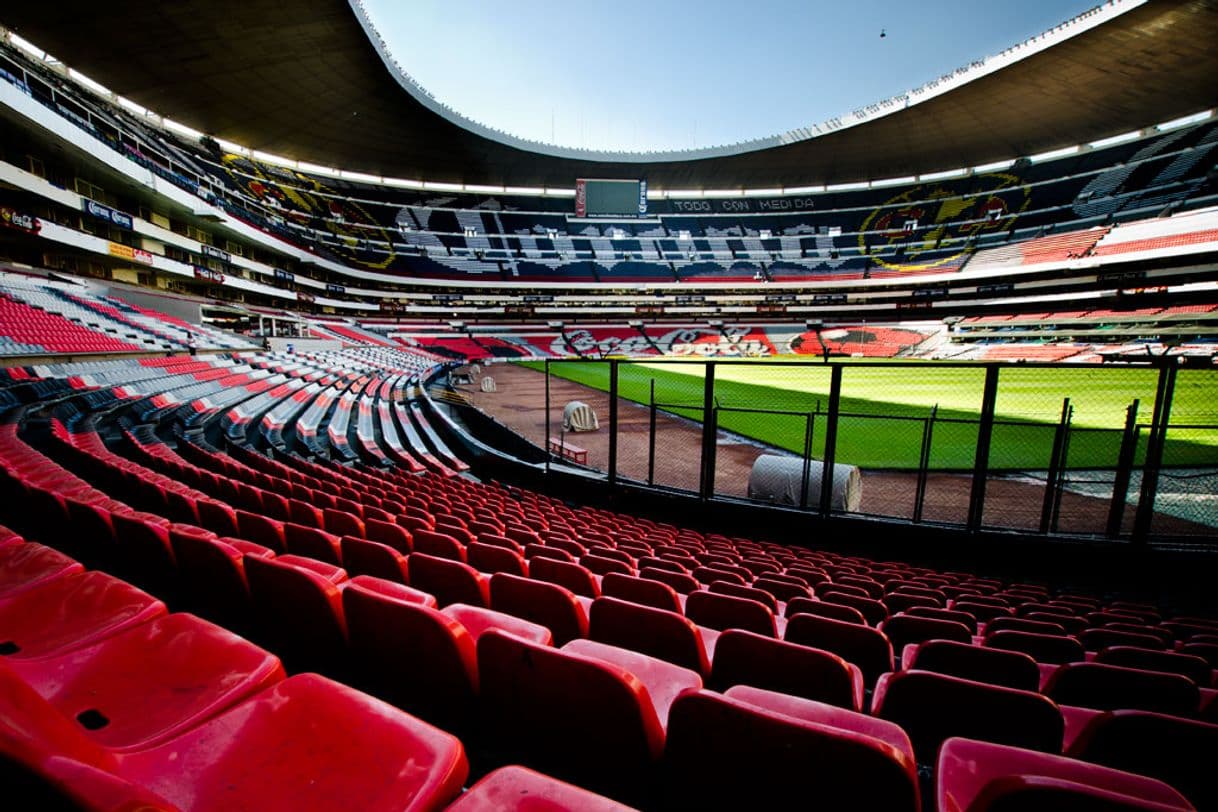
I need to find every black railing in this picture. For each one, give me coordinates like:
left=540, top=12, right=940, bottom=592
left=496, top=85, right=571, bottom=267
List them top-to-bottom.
left=536, top=357, right=1218, bottom=546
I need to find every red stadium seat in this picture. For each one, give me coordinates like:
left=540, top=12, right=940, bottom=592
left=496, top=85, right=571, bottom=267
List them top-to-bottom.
left=0, top=570, right=165, bottom=661
left=489, top=573, right=588, bottom=645
left=588, top=596, right=712, bottom=675
left=7, top=612, right=284, bottom=750
left=476, top=629, right=666, bottom=804
left=708, top=629, right=864, bottom=710
left=872, top=669, right=1064, bottom=764
left=0, top=671, right=468, bottom=812
left=661, top=687, right=919, bottom=811
left=936, top=737, right=1192, bottom=811
left=446, top=765, right=635, bottom=811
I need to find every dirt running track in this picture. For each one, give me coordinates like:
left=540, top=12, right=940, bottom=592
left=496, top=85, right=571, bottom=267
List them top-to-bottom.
left=465, top=362, right=1207, bottom=536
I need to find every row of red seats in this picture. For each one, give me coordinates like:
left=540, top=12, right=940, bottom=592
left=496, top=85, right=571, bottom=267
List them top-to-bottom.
left=10, top=399, right=1218, bottom=807
left=0, top=527, right=471, bottom=810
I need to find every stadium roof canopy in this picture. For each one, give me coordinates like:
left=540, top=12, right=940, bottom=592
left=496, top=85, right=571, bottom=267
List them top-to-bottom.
left=3, top=0, right=1217, bottom=190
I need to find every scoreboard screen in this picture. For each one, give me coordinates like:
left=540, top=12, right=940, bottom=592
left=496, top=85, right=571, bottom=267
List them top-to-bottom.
left=575, top=178, right=647, bottom=217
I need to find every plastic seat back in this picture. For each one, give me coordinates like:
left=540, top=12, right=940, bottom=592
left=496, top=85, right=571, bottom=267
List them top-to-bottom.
left=413, top=530, right=467, bottom=563
left=340, top=537, right=410, bottom=584
left=466, top=541, right=528, bottom=577
left=408, top=553, right=489, bottom=608
left=244, top=554, right=348, bottom=676
left=529, top=556, right=600, bottom=598
left=0, top=570, right=165, bottom=661
left=600, top=572, right=682, bottom=613
left=489, top=573, right=588, bottom=645
left=343, top=576, right=477, bottom=732
left=685, top=590, right=776, bottom=637
left=588, top=597, right=710, bottom=675
left=10, top=612, right=283, bottom=751
left=784, top=612, right=894, bottom=686
left=880, top=613, right=972, bottom=651
left=709, top=629, right=862, bottom=710
left=476, top=630, right=664, bottom=803
left=906, top=639, right=1041, bottom=692
left=1046, top=662, right=1200, bottom=716
left=873, top=669, right=1064, bottom=764
left=115, top=674, right=469, bottom=811
left=662, top=689, right=920, bottom=811
left=1069, top=709, right=1218, bottom=811
left=938, top=737, right=1193, bottom=812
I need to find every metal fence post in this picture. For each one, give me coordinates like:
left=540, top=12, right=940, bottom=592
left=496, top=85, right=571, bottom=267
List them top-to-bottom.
left=544, top=359, right=551, bottom=477
left=608, top=359, right=619, bottom=489
left=699, top=362, right=717, bottom=501
left=1132, top=363, right=1177, bottom=545
left=818, top=365, right=843, bottom=517
left=967, top=366, right=1001, bottom=531
left=647, top=378, right=657, bottom=487
left=1039, top=398, right=1072, bottom=534
left=1105, top=399, right=1140, bottom=539
left=913, top=405, right=938, bottom=523
left=800, top=410, right=815, bottom=509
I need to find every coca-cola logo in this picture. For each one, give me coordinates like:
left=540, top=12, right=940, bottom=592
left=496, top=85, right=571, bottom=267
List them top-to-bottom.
left=0, top=206, right=39, bottom=234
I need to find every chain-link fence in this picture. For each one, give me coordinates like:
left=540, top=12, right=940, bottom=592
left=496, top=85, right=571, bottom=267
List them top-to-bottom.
left=518, top=357, right=1218, bottom=545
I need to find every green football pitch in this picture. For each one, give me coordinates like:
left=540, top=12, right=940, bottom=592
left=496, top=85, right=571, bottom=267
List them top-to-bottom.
left=519, top=358, right=1218, bottom=471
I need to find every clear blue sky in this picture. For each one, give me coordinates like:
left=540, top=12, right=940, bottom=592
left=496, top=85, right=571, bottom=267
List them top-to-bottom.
left=362, top=0, right=1100, bottom=153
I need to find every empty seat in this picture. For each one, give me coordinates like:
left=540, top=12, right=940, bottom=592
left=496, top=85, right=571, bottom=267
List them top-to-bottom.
left=322, top=507, right=364, bottom=539
left=236, top=509, right=286, bottom=553
left=109, top=513, right=176, bottom=596
left=364, top=518, right=412, bottom=553
left=283, top=522, right=343, bottom=566
left=413, top=530, right=467, bottom=563
left=169, top=533, right=269, bottom=636
left=339, top=537, right=410, bottom=584
left=466, top=542, right=528, bottom=577
left=0, top=543, right=84, bottom=599
left=408, top=553, right=489, bottom=608
left=243, top=554, right=349, bottom=676
left=581, top=554, right=632, bottom=577
left=529, top=556, right=600, bottom=598
left=639, top=566, right=700, bottom=595
left=0, top=569, right=165, bottom=661
left=600, top=572, right=682, bottom=614
left=490, top=573, right=588, bottom=645
left=343, top=575, right=480, bottom=732
left=751, top=576, right=813, bottom=604
left=708, top=581, right=779, bottom=614
left=685, top=590, right=777, bottom=637
left=820, top=592, right=888, bottom=626
left=785, top=596, right=868, bottom=625
left=588, top=597, right=711, bottom=675
left=952, top=599, right=1014, bottom=624
left=906, top=605, right=978, bottom=635
left=8, top=612, right=284, bottom=750
left=784, top=612, right=894, bottom=686
left=880, top=613, right=972, bottom=652
left=985, top=615, right=1067, bottom=636
left=1080, top=627, right=1168, bottom=652
left=476, top=629, right=665, bottom=804
left=708, top=629, right=863, bottom=710
left=985, top=629, right=1086, bottom=665
left=563, top=638, right=703, bottom=727
left=903, top=639, right=1041, bottom=692
left=1095, top=646, right=1212, bottom=688
left=1045, top=662, right=1200, bottom=717
left=872, top=669, right=1064, bottom=764
left=0, top=672, right=469, bottom=811
left=661, top=687, right=919, bottom=811
left=1068, top=709, right=1218, bottom=811
left=936, top=737, right=1192, bottom=812
left=446, top=765, right=635, bottom=812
